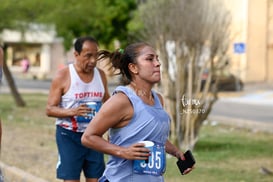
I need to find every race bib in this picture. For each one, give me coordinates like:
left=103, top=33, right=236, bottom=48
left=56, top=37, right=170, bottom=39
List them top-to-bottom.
left=76, top=101, right=102, bottom=123
left=133, top=142, right=166, bottom=176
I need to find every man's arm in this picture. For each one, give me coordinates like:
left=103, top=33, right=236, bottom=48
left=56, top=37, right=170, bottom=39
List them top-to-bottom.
left=0, top=47, right=3, bottom=150
left=0, top=47, right=3, bottom=84
left=46, top=67, right=76, bottom=118
left=98, top=68, right=110, bottom=102
left=0, top=121, right=2, bottom=150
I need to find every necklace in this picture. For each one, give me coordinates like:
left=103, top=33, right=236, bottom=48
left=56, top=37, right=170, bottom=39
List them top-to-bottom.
left=129, top=82, right=154, bottom=103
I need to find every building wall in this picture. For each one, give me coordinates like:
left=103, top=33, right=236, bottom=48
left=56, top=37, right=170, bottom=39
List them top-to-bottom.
left=224, top=0, right=248, bottom=81
left=225, top=0, right=272, bottom=83
left=246, top=0, right=268, bottom=82
left=267, top=0, right=273, bottom=81
left=0, top=28, right=66, bottom=80
left=48, top=39, right=66, bottom=79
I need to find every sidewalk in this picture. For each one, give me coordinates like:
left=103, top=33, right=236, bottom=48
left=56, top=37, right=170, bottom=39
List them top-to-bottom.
left=210, top=81, right=273, bottom=133
left=218, top=81, right=273, bottom=104
left=219, top=81, right=273, bottom=96
left=219, top=90, right=273, bottom=105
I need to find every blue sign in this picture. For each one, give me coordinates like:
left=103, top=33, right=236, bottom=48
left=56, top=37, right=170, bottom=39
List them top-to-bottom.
left=234, top=43, right=246, bottom=54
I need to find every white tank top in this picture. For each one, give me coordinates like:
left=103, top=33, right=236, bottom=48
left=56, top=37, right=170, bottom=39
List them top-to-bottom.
left=55, top=64, right=105, bottom=132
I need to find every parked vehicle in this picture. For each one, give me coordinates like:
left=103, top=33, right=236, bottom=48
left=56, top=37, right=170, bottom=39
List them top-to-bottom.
left=201, top=71, right=244, bottom=91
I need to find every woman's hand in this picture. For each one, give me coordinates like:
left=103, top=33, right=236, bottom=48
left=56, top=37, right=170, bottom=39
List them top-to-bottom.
left=75, top=103, right=92, bottom=116
left=119, top=143, right=151, bottom=161
left=176, top=150, right=195, bottom=175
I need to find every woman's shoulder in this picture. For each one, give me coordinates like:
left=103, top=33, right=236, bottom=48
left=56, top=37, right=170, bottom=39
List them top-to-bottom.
left=113, top=85, right=131, bottom=94
left=152, top=90, right=164, bottom=106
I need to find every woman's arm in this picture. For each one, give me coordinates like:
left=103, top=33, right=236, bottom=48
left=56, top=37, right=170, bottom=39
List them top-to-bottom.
left=81, top=92, right=150, bottom=161
left=165, top=140, right=194, bottom=175
left=165, top=140, right=184, bottom=159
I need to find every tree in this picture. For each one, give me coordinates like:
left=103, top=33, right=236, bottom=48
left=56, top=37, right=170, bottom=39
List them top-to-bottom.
left=0, top=0, right=137, bottom=107
left=0, top=0, right=54, bottom=106
left=1, top=0, right=137, bottom=49
left=37, top=0, right=137, bottom=50
left=129, top=0, right=231, bottom=150
left=2, top=46, right=26, bottom=106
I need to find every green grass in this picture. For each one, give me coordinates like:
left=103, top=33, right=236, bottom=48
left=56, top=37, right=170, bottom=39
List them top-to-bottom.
left=0, top=93, right=273, bottom=182
left=165, top=126, right=273, bottom=182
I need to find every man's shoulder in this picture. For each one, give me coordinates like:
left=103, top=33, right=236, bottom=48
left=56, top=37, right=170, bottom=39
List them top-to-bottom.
left=0, top=47, right=3, bottom=65
left=53, top=66, right=70, bottom=80
left=96, top=67, right=107, bottom=80
left=96, top=67, right=105, bottom=74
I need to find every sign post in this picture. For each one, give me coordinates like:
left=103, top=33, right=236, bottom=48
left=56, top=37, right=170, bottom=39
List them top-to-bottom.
left=233, top=42, right=246, bottom=90
left=233, top=42, right=246, bottom=54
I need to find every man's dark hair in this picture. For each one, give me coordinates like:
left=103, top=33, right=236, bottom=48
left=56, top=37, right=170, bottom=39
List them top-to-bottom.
left=74, top=36, right=98, bottom=54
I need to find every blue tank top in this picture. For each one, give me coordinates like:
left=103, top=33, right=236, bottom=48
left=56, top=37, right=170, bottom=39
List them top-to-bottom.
left=101, top=86, right=170, bottom=182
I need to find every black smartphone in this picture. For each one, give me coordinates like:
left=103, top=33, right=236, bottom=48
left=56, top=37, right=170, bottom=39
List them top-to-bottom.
left=176, top=150, right=196, bottom=175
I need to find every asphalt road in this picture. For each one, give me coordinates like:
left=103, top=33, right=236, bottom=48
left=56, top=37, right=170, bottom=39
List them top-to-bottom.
left=0, top=76, right=51, bottom=93
left=0, top=77, right=117, bottom=94
left=208, top=90, right=273, bottom=133
left=209, top=95, right=273, bottom=124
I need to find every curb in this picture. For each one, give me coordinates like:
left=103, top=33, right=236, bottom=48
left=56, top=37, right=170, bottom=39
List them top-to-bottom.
left=208, top=115, right=273, bottom=134
left=0, top=162, right=49, bottom=182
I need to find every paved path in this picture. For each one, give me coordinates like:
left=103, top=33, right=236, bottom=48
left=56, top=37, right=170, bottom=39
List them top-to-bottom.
left=209, top=82, right=273, bottom=133
left=221, top=90, right=273, bottom=105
